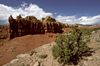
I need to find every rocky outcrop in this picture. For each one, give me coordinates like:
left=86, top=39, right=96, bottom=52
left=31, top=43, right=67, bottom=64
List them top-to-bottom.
left=8, top=15, right=65, bottom=39
left=25, top=16, right=40, bottom=22
left=41, top=16, right=57, bottom=23
left=65, top=23, right=72, bottom=28
left=73, top=23, right=78, bottom=27
left=0, top=25, right=8, bottom=39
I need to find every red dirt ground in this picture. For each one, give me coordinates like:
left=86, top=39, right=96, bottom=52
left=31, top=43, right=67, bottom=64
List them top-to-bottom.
left=1, top=27, right=74, bottom=66
left=0, top=33, right=60, bottom=66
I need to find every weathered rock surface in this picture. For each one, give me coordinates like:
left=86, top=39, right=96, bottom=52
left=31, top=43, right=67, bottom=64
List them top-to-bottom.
left=8, top=15, right=65, bottom=39
left=41, top=16, right=56, bottom=23
left=65, top=23, right=72, bottom=28
left=0, top=25, right=8, bottom=39
left=34, top=61, right=40, bottom=66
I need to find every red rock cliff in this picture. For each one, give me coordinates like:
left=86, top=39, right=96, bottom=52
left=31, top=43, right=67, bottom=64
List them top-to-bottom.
left=8, top=15, right=64, bottom=39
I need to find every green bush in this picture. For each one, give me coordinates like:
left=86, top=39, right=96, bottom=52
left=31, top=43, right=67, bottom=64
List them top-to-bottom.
left=52, top=26, right=90, bottom=65
left=93, top=27, right=100, bottom=31
left=81, top=28, right=93, bottom=35
left=95, top=39, right=100, bottom=42
left=94, top=47, right=100, bottom=51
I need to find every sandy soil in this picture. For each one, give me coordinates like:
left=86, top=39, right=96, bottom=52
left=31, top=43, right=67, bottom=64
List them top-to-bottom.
left=0, top=33, right=60, bottom=66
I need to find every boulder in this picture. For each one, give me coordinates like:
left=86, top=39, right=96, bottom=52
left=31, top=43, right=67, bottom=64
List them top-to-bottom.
left=34, top=61, right=40, bottom=66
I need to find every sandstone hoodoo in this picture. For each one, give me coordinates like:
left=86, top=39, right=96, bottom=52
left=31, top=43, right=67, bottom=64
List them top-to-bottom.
left=8, top=15, right=65, bottom=39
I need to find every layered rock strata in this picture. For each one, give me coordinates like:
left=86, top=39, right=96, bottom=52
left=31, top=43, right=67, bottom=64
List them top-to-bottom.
left=8, top=15, right=65, bottom=39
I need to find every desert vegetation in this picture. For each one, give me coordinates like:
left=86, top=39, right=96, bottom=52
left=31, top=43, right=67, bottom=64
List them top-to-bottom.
left=52, top=25, right=93, bottom=65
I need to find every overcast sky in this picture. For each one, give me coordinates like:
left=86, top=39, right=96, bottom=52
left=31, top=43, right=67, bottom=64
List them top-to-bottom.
left=0, top=0, right=100, bottom=25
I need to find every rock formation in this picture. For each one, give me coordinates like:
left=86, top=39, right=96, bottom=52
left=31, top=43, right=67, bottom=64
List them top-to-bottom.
left=8, top=15, right=65, bottom=39
left=25, top=16, right=40, bottom=22
left=41, top=16, right=57, bottom=23
left=65, top=23, right=72, bottom=28
left=73, top=23, right=78, bottom=27
left=0, top=25, right=8, bottom=39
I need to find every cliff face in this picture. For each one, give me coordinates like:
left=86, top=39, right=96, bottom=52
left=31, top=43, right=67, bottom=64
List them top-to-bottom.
left=8, top=15, right=64, bottom=39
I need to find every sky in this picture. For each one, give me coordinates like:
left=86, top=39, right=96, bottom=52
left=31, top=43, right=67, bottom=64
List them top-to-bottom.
left=0, top=0, right=100, bottom=25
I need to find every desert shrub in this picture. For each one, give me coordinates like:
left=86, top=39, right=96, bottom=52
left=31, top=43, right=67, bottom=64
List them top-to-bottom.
left=71, top=25, right=78, bottom=30
left=52, top=26, right=90, bottom=65
left=91, top=27, right=100, bottom=33
left=93, top=27, right=100, bottom=31
left=81, top=28, right=93, bottom=35
left=95, top=39, right=100, bottom=42
left=94, top=47, right=100, bottom=51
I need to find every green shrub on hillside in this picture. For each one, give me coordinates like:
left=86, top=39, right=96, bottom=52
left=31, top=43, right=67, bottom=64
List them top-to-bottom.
left=72, top=25, right=93, bottom=35
left=52, top=26, right=91, bottom=65
left=93, top=27, right=100, bottom=31
left=95, top=39, right=100, bottom=42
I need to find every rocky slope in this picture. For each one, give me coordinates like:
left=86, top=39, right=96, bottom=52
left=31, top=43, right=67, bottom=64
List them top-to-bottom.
left=3, top=30, right=100, bottom=66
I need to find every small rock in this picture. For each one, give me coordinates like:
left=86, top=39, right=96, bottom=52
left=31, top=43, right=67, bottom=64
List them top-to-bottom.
left=91, top=31, right=95, bottom=34
left=0, top=36, right=5, bottom=39
left=92, top=37, right=94, bottom=39
left=43, top=45, right=47, bottom=49
left=11, top=47, right=15, bottom=49
left=4, top=49, right=8, bottom=51
left=11, top=50, right=13, bottom=52
left=29, top=50, right=37, bottom=56
left=17, top=54, right=28, bottom=58
left=38, top=54, right=47, bottom=59
left=95, top=56, right=100, bottom=60
left=83, top=57, right=93, bottom=61
left=87, top=57, right=93, bottom=61
left=10, top=59, right=19, bottom=64
left=28, top=60, right=33, bottom=63
left=34, top=61, right=40, bottom=66
left=83, top=61, right=88, bottom=66
left=21, top=62, right=25, bottom=66
left=2, top=63, right=10, bottom=66
left=30, top=63, right=33, bottom=66
left=26, top=64, right=30, bottom=66
left=41, top=64, right=44, bottom=66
